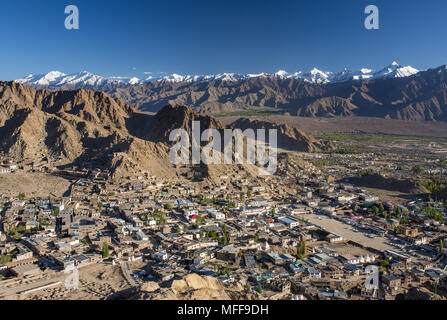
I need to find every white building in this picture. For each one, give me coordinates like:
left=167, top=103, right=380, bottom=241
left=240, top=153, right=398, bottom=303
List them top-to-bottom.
left=0, top=168, right=11, bottom=174
left=241, top=206, right=265, bottom=216
left=206, top=208, right=225, bottom=220
left=278, top=216, right=300, bottom=228
left=152, top=252, right=168, bottom=261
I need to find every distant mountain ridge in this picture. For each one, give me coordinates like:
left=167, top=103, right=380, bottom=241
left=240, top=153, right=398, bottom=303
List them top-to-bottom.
left=15, top=61, right=419, bottom=87
left=13, top=64, right=447, bottom=122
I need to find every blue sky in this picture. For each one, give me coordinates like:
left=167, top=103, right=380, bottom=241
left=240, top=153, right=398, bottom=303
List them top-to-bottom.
left=0, top=0, right=446, bottom=80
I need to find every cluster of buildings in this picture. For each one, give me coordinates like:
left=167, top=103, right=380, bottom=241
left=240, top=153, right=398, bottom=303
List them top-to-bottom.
left=1, top=144, right=447, bottom=300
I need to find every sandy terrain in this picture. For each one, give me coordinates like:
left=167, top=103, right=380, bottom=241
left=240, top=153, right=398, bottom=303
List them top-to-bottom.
left=0, top=172, right=72, bottom=198
left=306, top=213, right=395, bottom=252
left=11, top=263, right=131, bottom=300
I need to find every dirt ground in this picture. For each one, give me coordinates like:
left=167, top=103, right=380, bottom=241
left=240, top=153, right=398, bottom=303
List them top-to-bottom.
left=0, top=172, right=72, bottom=198
left=306, top=213, right=395, bottom=252
left=21, top=264, right=131, bottom=300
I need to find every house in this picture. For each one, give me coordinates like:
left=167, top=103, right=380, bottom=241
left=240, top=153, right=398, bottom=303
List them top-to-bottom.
left=0, top=168, right=11, bottom=175
left=252, top=186, right=265, bottom=193
left=248, top=198, right=269, bottom=207
left=11, top=200, right=26, bottom=207
left=241, top=206, right=265, bottom=216
left=183, top=208, right=199, bottom=221
left=206, top=208, right=225, bottom=220
left=131, top=216, right=144, bottom=228
left=278, top=216, right=300, bottom=229
left=135, top=230, right=148, bottom=241
left=326, top=233, right=343, bottom=243
left=15, top=244, right=33, bottom=262
left=216, top=246, right=240, bottom=262
left=384, top=250, right=411, bottom=264
left=152, top=252, right=168, bottom=261
left=262, top=252, right=283, bottom=265
left=339, top=254, right=360, bottom=265
left=244, top=255, right=257, bottom=268
left=10, top=263, right=41, bottom=278
left=287, top=263, right=304, bottom=275
left=321, top=266, right=343, bottom=279
left=306, top=267, right=321, bottom=279
left=382, top=274, right=401, bottom=289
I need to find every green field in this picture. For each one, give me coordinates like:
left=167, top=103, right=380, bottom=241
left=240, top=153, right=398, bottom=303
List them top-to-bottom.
left=215, top=107, right=286, bottom=118
left=315, top=133, right=447, bottom=143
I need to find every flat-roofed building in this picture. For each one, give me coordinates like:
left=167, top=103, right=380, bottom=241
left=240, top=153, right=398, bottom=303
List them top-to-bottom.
left=278, top=216, right=300, bottom=228
left=11, top=263, right=41, bottom=278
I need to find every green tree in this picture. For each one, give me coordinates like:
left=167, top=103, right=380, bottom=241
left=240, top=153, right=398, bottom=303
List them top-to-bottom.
left=412, top=165, right=424, bottom=175
left=247, top=191, right=252, bottom=198
left=18, top=192, right=26, bottom=200
left=98, top=202, right=103, bottom=210
left=164, top=203, right=173, bottom=210
left=379, top=203, right=385, bottom=213
left=372, top=206, right=379, bottom=215
left=52, top=207, right=60, bottom=217
left=222, top=225, right=228, bottom=243
left=440, top=239, right=444, bottom=252
left=296, top=241, right=307, bottom=259
left=102, top=242, right=110, bottom=258
left=0, top=255, right=12, bottom=264
left=378, top=259, right=390, bottom=267
left=224, top=263, right=230, bottom=275
left=434, top=281, right=439, bottom=295
left=256, top=285, right=263, bottom=293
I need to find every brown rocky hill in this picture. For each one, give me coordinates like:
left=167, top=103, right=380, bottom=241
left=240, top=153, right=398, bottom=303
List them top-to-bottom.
left=30, top=65, right=447, bottom=121
left=0, top=81, right=172, bottom=179
left=0, top=82, right=326, bottom=180
left=229, top=118, right=333, bottom=152
left=343, top=173, right=428, bottom=194
left=130, top=273, right=263, bottom=300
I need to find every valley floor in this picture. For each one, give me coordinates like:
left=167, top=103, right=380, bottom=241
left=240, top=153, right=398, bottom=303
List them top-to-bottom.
left=220, top=116, right=447, bottom=137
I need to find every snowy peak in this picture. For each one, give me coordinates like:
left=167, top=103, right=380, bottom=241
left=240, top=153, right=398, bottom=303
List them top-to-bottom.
left=15, top=62, right=422, bottom=87
left=373, top=62, right=420, bottom=79
left=16, top=70, right=143, bottom=87
left=16, top=71, right=68, bottom=86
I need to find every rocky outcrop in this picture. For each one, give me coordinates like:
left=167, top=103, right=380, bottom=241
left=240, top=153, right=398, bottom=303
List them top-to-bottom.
left=229, top=118, right=334, bottom=152
left=344, top=173, right=429, bottom=194
left=133, top=273, right=263, bottom=300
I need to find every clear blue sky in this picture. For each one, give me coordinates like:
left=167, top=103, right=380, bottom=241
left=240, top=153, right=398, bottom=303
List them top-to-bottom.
left=1, top=0, right=446, bottom=80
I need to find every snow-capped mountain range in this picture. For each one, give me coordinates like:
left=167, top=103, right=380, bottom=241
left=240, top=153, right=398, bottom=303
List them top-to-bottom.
left=15, top=62, right=420, bottom=87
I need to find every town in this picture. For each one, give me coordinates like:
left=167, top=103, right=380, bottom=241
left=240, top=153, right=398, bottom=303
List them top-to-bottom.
left=0, top=134, right=447, bottom=300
